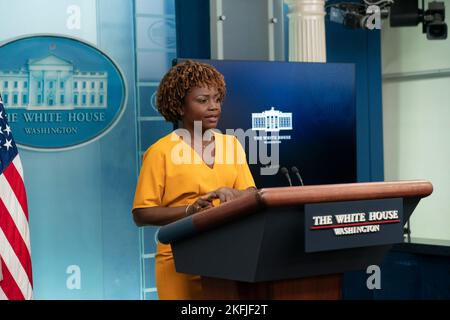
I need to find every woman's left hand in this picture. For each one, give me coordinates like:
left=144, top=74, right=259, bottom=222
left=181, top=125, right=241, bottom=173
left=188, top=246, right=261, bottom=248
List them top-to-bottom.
left=212, top=187, right=255, bottom=204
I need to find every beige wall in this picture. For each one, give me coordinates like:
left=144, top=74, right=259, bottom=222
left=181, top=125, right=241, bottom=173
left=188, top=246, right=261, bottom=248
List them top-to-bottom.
left=381, top=2, right=450, bottom=241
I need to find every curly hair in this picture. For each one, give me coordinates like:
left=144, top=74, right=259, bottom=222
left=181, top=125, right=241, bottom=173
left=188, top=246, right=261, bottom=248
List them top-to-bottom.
left=156, top=60, right=226, bottom=123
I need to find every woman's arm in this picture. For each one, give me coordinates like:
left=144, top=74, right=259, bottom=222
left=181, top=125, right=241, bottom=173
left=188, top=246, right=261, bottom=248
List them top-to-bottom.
left=212, top=186, right=257, bottom=204
left=133, top=188, right=257, bottom=226
left=132, top=192, right=217, bottom=226
left=132, top=206, right=188, bottom=227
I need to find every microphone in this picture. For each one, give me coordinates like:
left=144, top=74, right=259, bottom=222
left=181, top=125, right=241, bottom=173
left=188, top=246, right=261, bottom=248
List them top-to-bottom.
left=291, top=166, right=304, bottom=186
left=279, top=167, right=292, bottom=186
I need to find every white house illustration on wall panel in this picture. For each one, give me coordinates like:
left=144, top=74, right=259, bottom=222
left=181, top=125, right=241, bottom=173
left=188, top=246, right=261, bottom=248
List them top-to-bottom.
left=0, top=54, right=108, bottom=110
left=252, top=107, right=293, bottom=132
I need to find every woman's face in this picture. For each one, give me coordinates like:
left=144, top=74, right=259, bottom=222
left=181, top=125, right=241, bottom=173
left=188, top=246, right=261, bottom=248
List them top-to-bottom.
left=181, top=86, right=222, bottom=131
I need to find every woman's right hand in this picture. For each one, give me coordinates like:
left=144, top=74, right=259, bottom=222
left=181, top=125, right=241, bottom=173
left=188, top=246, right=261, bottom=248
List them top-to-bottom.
left=186, top=192, right=217, bottom=215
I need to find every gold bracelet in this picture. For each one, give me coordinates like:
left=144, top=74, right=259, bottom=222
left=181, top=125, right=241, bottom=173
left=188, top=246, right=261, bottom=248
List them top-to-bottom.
left=185, top=204, right=192, bottom=216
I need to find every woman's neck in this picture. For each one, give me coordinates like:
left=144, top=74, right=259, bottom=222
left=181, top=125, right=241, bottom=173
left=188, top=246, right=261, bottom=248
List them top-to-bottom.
left=177, top=121, right=215, bottom=147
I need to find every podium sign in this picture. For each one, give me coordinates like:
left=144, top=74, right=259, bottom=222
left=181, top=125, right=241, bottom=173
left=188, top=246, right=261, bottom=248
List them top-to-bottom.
left=305, top=198, right=403, bottom=253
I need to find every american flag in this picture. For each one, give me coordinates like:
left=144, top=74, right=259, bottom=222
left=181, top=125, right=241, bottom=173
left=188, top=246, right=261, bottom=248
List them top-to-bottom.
left=0, top=94, right=33, bottom=300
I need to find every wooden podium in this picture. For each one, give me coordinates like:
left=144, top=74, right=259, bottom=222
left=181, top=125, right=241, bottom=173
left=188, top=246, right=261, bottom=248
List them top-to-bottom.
left=158, top=180, right=433, bottom=299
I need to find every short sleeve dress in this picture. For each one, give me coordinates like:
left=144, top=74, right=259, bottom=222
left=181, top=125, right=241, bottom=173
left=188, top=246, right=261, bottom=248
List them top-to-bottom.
left=133, top=130, right=255, bottom=299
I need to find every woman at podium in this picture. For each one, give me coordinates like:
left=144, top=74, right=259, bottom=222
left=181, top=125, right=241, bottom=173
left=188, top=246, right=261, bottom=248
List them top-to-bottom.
left=132, top=60, right=256, bottom=299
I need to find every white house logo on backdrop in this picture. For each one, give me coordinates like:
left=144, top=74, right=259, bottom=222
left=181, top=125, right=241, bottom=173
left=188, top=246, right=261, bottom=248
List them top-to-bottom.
left=148, top=19, right=176, bottom=49
left=0, top=35, right=126, bottom=151
left=0, top=54, right=108, bottom=110
left=150, top=91, right=158, bottom=113
left=251, top=107, right=292, bottom=144
left=252, top=107, right=292, bottom=132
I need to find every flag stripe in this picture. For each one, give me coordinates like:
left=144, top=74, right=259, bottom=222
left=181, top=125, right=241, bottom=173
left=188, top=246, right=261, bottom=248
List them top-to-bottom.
left=12, top=155, right=24, bottom=178
left=3, top=160, right=28, bottom=218
left=0, top=174, right=30, bottom=252
left=0, top=199, right=32, bottom=283
left=0, top=229, right=32, bottom=300
left=0, top=259, right=25, bottom=300
left=0, top=285, right=8, bottom=300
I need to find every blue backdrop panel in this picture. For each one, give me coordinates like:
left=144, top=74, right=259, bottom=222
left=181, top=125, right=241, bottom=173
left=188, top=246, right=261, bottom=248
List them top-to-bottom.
left=0, top=0, right=141, bottom=299
left=325, top=18, right=384, bottom=182
left=180, top=59, right=356, bottom=188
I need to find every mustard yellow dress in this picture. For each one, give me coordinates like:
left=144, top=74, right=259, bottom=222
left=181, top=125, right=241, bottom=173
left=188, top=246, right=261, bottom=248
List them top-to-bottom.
left=133, top=130, right=255, bottom=300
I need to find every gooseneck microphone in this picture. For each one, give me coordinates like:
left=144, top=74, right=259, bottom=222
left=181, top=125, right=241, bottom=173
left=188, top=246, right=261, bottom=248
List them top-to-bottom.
left=291, top=166, right=304, bottom=186
left=279, top=167, right=292, bottom=186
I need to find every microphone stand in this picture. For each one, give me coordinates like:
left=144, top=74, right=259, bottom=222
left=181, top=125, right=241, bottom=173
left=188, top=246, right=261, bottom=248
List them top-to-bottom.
left=291, top=166, right=304, bottom=186
left=279, top=167, right=292, bottom=186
